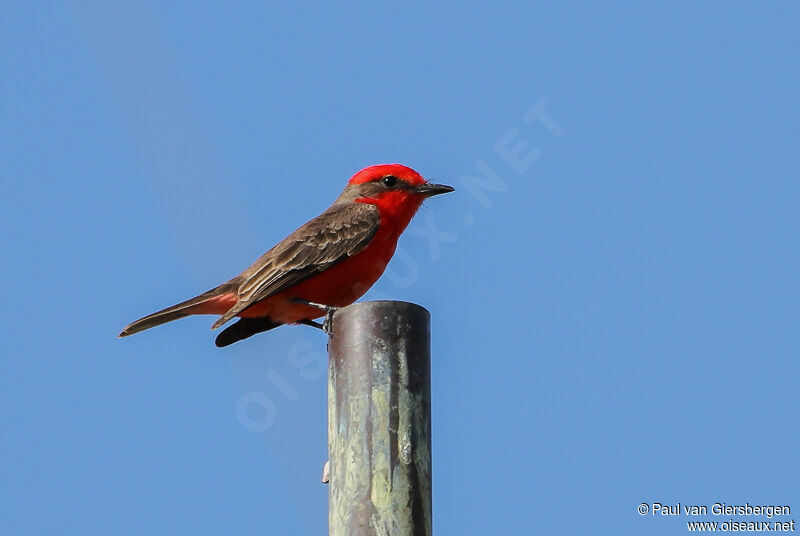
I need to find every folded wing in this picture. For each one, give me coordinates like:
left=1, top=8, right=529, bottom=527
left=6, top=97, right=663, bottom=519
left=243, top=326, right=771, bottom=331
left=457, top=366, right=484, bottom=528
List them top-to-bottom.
left=211, top=202, right=381, bottom=329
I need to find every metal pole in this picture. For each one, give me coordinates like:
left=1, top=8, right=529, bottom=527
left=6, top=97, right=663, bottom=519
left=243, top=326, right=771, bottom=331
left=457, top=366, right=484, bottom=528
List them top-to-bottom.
left=328, top=300, right=432, bottom=536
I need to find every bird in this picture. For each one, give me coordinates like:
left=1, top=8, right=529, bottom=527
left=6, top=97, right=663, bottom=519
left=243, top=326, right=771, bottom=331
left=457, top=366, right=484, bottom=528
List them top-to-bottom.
left=118, top=164, right=454, bottom=347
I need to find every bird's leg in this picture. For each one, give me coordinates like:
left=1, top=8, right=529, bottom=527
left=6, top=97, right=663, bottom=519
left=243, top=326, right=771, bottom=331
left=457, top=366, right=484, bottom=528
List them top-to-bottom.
left=291, top=299, right=341, bottom=335
left=297, top=319, right=324, bottom=331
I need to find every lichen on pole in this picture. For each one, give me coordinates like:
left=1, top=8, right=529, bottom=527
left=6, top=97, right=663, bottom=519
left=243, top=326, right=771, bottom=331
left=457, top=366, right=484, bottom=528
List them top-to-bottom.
left=328, top=301, right=432, bottom=536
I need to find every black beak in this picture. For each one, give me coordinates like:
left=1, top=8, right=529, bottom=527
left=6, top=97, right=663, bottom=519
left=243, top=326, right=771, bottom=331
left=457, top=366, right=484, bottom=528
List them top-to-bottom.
left=414, top=182, right=455, bottom=197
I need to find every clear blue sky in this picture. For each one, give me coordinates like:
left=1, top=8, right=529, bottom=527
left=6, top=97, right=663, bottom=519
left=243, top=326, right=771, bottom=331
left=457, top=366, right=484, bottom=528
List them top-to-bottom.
left=2, top=2, right=798, bottom=534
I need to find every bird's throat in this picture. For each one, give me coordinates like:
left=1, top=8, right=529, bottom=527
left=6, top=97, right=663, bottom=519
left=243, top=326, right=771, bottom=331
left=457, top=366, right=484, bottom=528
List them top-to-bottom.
left=355, top=191, right=422, bottom=239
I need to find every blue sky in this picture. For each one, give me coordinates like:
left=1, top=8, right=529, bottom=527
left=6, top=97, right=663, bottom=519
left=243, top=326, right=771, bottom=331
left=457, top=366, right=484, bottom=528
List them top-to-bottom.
left=2, top=2, right=798, bottom=534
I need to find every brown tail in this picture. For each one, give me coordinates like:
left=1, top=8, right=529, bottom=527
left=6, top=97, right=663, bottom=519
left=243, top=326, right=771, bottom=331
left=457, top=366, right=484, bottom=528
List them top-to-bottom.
left=118, top=283, right=236, bottom=338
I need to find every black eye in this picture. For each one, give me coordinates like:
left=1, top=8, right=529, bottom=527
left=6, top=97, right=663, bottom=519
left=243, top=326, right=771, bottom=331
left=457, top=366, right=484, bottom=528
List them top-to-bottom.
left=382, top=175, right=398, bottom=187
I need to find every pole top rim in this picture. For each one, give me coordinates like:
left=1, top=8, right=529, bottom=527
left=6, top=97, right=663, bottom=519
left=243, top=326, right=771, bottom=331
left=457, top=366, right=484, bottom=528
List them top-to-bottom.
left=338, top=300, right=430, bottom=318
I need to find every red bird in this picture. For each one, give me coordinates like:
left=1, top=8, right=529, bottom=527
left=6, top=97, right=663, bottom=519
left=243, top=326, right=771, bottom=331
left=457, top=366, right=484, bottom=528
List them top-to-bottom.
left=119, top=164, right=454, bottom=347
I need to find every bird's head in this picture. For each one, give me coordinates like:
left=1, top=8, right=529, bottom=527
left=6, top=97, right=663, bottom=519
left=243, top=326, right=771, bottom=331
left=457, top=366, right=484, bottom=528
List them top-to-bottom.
left=336, top=164, right=454, bottom=225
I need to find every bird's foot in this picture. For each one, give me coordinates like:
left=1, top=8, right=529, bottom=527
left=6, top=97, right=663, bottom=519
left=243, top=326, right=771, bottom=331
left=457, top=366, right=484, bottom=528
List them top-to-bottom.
left=292, top=299, right=341, bottom=335
left=321, top=309, right=339, bottom=335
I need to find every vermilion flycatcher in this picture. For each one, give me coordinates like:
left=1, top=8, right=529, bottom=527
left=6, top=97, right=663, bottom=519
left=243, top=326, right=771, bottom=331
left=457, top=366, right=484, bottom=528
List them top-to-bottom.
left=119, top=164, right=454, bottom=347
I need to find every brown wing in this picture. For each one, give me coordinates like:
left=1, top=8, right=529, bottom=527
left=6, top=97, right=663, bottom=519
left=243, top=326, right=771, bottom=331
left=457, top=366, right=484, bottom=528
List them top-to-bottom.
left=211, top=202, right=381, bottom=329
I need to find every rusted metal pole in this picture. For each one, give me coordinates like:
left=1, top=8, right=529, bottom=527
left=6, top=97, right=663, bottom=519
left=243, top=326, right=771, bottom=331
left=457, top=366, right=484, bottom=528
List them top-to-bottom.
left=328, top=300, right=432, bottom=536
